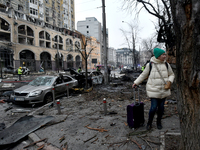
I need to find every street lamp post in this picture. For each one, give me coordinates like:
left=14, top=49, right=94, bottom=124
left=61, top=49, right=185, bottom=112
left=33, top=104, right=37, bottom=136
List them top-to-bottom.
left=57, top=35, right=59, bottom=73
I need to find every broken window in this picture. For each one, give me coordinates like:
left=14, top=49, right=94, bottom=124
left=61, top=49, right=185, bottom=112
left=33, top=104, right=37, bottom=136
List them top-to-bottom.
left=30, top=0, right=37, bottom=5
left=18, top=5, right=23, bottom=11
left=30, top=7, right=38, bottom=16
left=0, top=18, right=10, bottom=31
left=18, top=25, right=34, bottom=45
left=27, top=26, right=34, bottom=36
left=39, top=31, right=51, bottom=48
left=52, top=35, right=63, bottom=50
left=27, top=37, right=34, bottom=45
left=66, top=38, right=73, bottom=51
left=75, top=41, right=80, bottom=52
left=40, top=52, right=52, bottom=70
left=67, top=54, right=73, bottom=68
left=75, top=55, right=81, bottom=68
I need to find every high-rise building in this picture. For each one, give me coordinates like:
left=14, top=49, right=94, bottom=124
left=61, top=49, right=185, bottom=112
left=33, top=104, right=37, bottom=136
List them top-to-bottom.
left=77, top=17, right=108, bottom=65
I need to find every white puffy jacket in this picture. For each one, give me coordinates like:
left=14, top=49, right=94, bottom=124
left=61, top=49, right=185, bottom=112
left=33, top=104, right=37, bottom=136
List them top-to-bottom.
left=134, top=56, right=175, bottom=99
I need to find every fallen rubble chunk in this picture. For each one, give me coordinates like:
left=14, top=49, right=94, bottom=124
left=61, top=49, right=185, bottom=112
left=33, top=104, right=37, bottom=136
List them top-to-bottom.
left=0, top=115, right=54, bottom=146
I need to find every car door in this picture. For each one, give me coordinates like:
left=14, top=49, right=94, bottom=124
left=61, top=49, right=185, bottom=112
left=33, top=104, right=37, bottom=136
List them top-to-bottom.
left=91, top=72, right=98, bottom=84
left=97, top=72, right=104, bottom=84
left=63, top=76, right=75, bottom=89
left=54, top=77, right=66, bottom=97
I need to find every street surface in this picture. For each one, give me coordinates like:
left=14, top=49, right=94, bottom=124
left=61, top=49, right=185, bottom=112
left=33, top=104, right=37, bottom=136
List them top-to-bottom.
left=0, top=70, right=180, bottom=150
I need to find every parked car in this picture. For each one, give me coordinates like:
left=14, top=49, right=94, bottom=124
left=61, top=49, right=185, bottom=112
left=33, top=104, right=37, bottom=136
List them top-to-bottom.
left=2, top=66, right=30, bottom=75
left=64, top=68, right=93, bottom=88
left=83, top=71, right=104, bottom=85
left=10, top=74, right=78, bottom=104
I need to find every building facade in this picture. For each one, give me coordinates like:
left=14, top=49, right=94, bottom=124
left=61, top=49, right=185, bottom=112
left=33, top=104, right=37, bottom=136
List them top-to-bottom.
left=0, top=0, right=84, bottom=72
left=77, top=17, right=108, bottom=66
left=108, top=47, right=116, bottom=67
left=116, top=48, right=133, bottom=67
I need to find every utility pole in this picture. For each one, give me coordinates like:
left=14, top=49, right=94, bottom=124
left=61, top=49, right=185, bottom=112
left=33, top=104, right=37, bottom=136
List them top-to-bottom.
left=102, top=0, right=108, bottom=84
left=57, top=35, right=59, bottom=73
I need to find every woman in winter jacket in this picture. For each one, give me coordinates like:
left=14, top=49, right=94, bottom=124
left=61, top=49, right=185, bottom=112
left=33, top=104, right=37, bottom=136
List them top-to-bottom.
left=132, top=48, right=175, bottom=130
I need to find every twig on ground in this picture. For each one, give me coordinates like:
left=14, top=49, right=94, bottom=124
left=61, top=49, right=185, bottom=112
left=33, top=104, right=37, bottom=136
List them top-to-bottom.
left=85, top=125, right=108, bottom=132
left=160, top=130, right=168, bottom=135
left=84, top=135, right=97, bottom=143
left=59, top=136, right=65, bottom=143
left=140, top=137, right=153, bottom=150
left=23, top=138, right=47, bottom=148
left=91, top=138, right=98, bottom=143
left=130, top=138, right=142, bottom=149
left=37, top=144, right=45, bottom=150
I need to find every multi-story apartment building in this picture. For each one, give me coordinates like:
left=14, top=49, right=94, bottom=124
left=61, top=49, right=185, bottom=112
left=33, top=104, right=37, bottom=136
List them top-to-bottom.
left=0, top=0, right=84, bottom=72
left=77, top=17, right=108, bottom=66
left=108, top=47, right=116, bottom=67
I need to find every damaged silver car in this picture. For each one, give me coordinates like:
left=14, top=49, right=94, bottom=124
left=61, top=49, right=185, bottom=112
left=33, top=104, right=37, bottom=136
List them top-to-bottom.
left=10, top=75, right=78, bottom=104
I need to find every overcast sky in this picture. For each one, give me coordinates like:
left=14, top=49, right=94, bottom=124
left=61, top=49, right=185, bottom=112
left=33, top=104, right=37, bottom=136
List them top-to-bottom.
left=75, top=0, right=157, bottom=50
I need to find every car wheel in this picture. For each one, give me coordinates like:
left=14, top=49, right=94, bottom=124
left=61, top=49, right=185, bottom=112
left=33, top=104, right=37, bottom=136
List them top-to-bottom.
left=44, top=93, right=53, bottom=104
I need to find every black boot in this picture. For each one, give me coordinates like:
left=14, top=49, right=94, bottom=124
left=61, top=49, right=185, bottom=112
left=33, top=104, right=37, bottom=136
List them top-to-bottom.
left=157, top=120, right=162, bottom=130
left=146, top=121, right=152, bottom=130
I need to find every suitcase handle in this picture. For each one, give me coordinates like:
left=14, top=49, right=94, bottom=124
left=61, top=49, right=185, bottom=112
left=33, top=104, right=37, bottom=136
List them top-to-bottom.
left=133, top=86, right=140, bottom=104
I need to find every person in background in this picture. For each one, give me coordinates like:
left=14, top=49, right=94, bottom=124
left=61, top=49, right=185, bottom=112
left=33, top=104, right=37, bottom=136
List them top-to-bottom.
left=132, top=48, right=175, bottom=130
left=141, top=65, right=145, bottom=71
left=96, top=66, right=100, bottom=72
left=108, top=66, right=111, bottom=82
left=18, top=67, right=22, bottom=81
left=77, top=67, right=82, bottom=73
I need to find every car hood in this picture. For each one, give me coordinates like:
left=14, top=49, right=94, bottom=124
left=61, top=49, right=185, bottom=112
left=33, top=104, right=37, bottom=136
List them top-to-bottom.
left=14, top=85, right=51, bottom=93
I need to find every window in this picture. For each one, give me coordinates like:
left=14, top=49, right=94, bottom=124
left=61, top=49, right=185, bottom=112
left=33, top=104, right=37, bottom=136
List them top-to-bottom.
left=30, top=0, right=37, bottom=5
left=18, top=5, right=23, bottom=11
left=30, top=8, right=38, bottom=16
left=86, top=26, right=89, bottom=28
left=87, top=31, right=89, bottom=33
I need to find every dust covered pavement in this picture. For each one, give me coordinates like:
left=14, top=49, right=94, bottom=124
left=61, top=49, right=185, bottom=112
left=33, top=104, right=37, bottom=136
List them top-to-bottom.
left=29, top=81, right=180, bottom=150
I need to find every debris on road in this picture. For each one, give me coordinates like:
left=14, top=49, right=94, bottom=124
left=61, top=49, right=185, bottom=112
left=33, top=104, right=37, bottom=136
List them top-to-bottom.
left=0, top=115, right=54, bottom=146
left=85, top=125, right=108, bottom=132
left=83, top=134, right=97, bottom=143
left=23, top=138, right=47, bottom=149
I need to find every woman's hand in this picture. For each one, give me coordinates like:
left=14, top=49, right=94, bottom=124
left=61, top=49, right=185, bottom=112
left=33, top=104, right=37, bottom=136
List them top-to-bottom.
left=132, top=83, right=137, bottom=88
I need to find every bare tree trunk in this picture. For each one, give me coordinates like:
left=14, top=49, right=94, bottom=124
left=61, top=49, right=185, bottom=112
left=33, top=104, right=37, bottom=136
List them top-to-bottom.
left=170, top=0, right=200, bottom=149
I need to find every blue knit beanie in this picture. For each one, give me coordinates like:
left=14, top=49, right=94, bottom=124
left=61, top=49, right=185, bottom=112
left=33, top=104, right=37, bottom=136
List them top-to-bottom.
left=153, top=48, right=166, bottom=59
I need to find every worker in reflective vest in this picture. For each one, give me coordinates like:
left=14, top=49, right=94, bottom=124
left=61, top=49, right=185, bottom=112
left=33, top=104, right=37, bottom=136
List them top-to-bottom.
left=18, top=67, right=22, bottom=81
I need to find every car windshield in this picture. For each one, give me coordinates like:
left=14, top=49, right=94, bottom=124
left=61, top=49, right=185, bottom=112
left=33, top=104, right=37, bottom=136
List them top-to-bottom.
left=29, top=77, right=54, bottom=86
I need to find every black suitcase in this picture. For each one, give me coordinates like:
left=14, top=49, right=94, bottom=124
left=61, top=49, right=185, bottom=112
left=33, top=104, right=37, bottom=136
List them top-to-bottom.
left=127, top=87, right=145, bottom=128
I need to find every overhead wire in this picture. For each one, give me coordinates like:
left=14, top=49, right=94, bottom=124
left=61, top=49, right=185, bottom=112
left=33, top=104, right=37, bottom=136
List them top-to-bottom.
left=75, top=0, right=101, bottom=13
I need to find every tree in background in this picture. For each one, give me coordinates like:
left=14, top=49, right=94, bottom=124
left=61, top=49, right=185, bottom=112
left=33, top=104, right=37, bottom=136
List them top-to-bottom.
left=120, top=21, right=139, bottom=70
left=75, top=34, right=95, bottom=89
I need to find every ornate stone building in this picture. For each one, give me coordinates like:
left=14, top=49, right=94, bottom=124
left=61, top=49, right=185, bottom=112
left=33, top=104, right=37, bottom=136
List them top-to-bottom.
left=0, top=0, right=84, bottom=72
